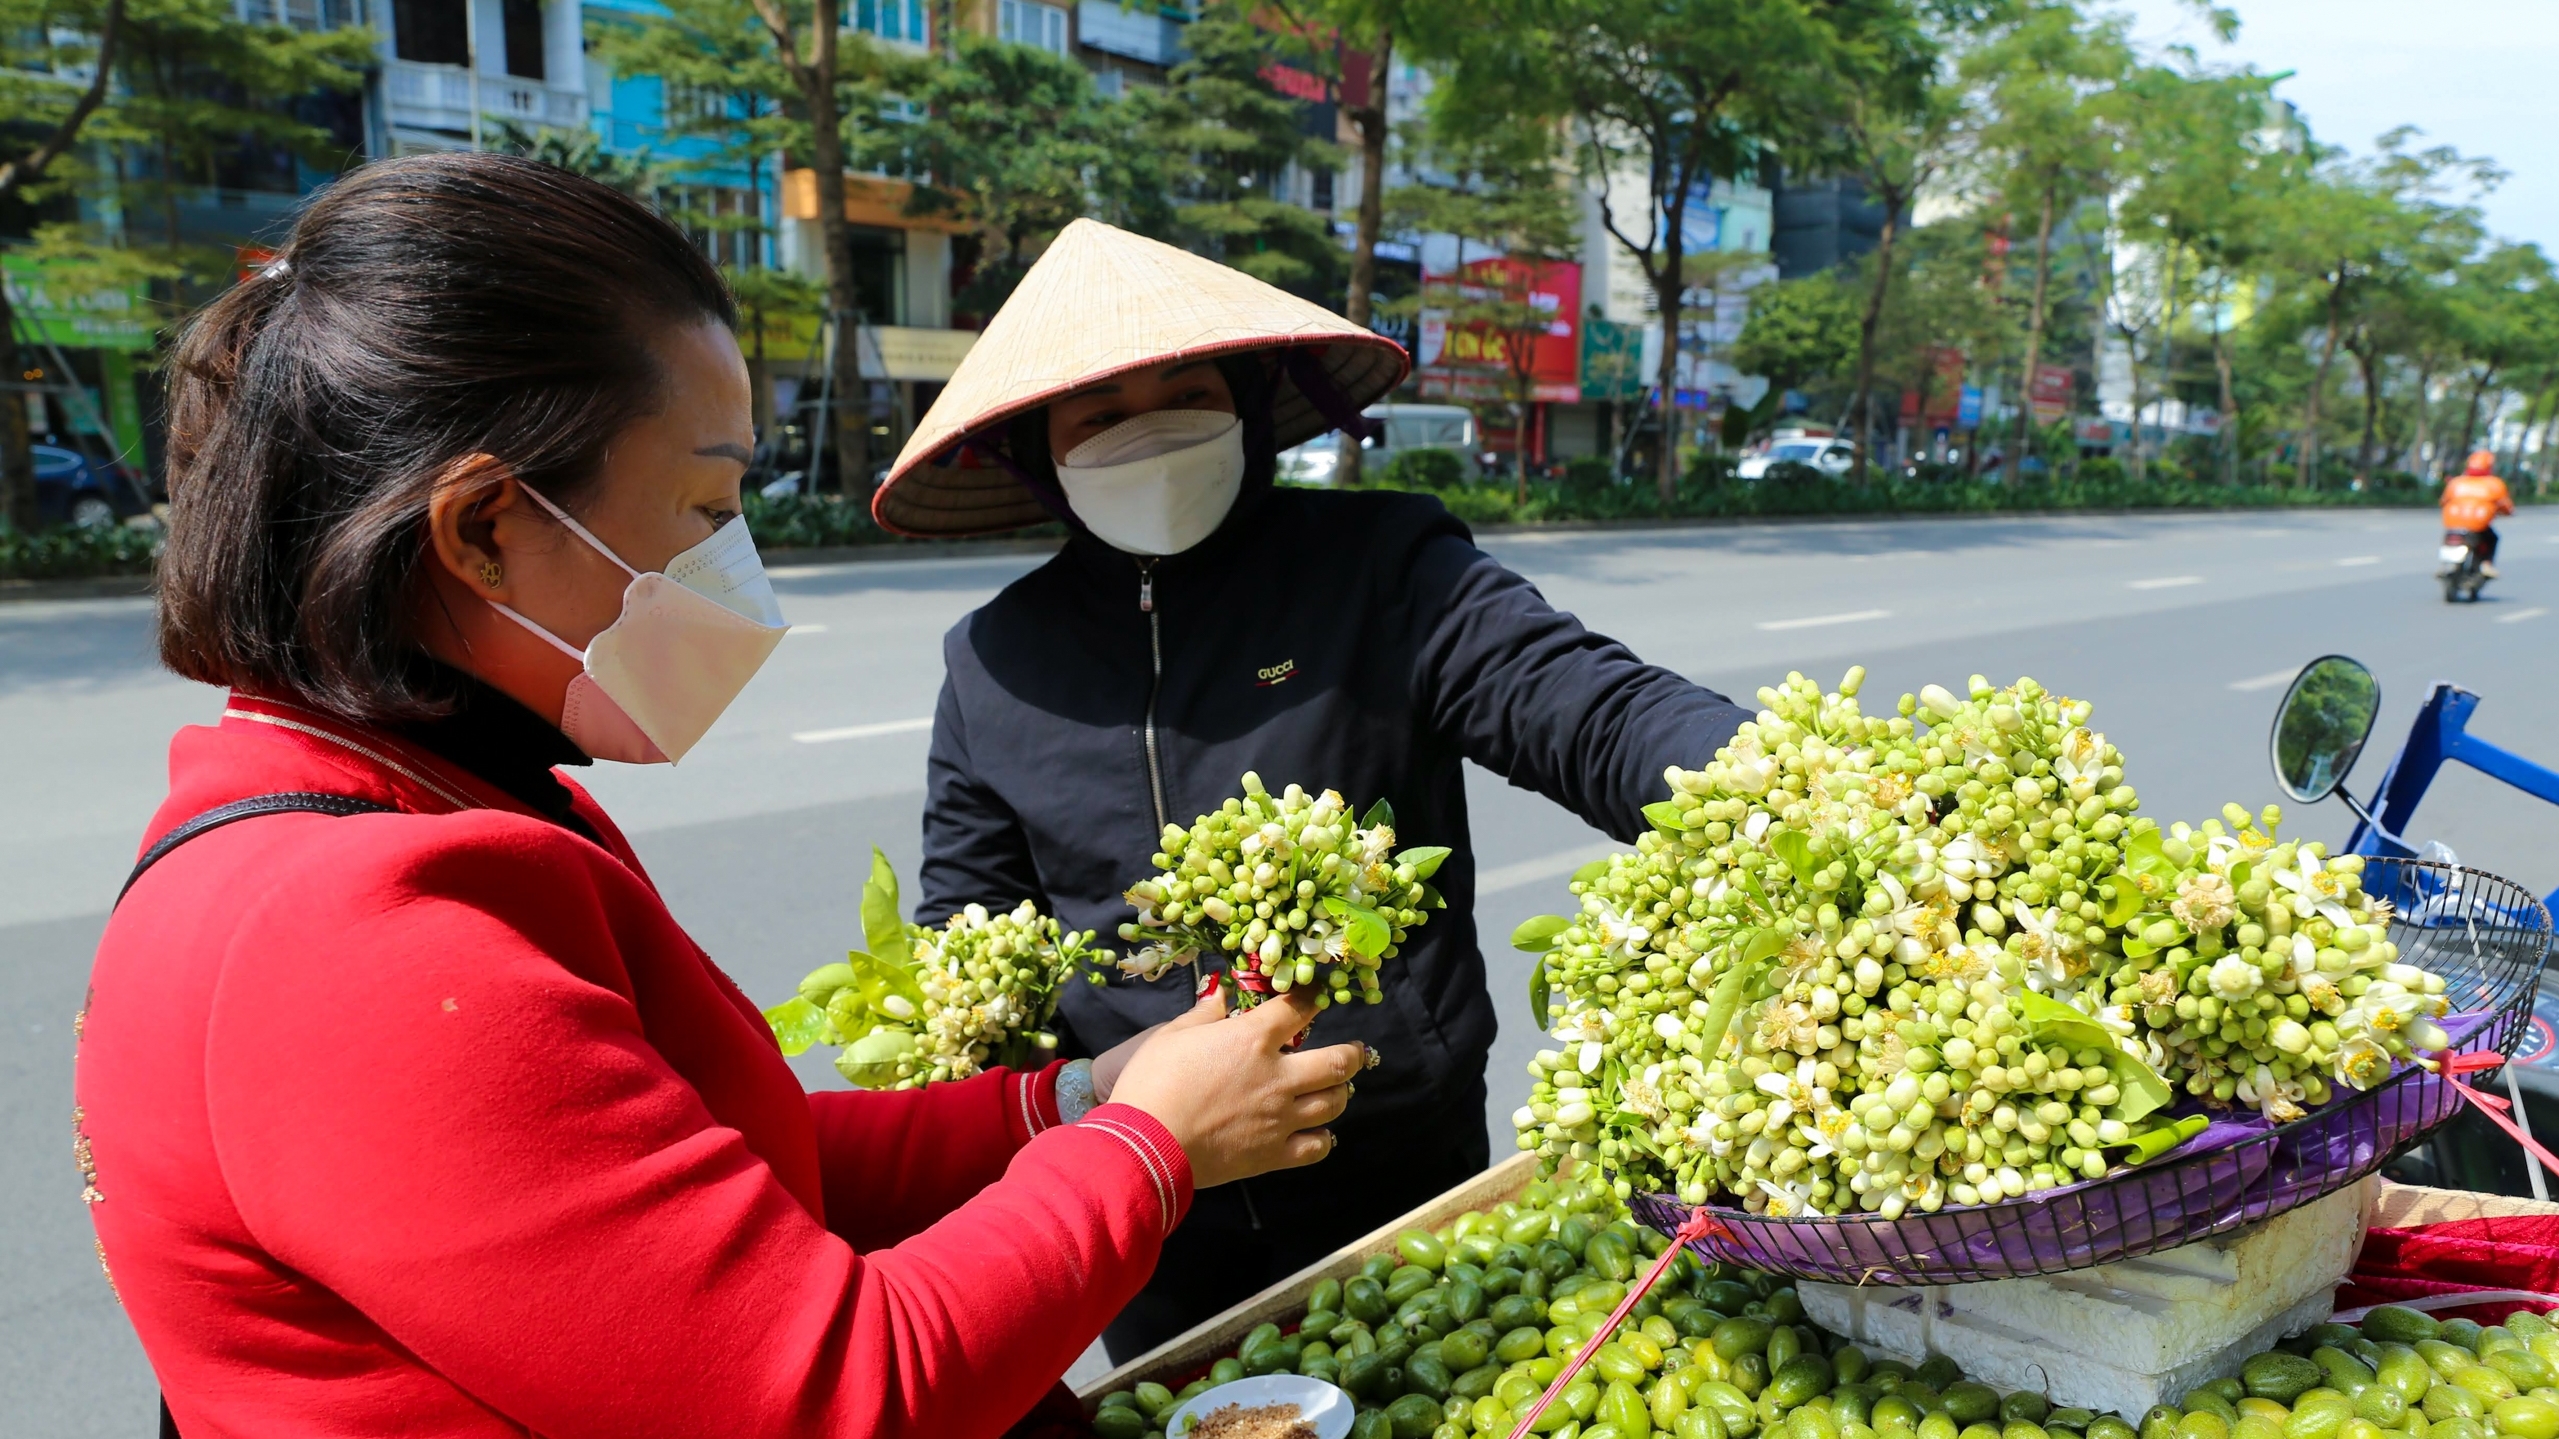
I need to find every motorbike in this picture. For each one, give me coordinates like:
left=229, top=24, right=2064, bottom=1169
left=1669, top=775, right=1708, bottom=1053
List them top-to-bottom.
left=2436, top=529, right=2491, bottom=603
left=2269, top=656, right=2559, bottom=1197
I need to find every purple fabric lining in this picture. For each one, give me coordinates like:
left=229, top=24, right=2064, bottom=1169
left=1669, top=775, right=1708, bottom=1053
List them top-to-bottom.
left=1634, top=1004, right=2519, bottom=1285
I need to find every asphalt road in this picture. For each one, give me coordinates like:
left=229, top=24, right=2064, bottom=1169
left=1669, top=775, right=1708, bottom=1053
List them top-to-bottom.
left=9, top=505, right=2558, bottom=1430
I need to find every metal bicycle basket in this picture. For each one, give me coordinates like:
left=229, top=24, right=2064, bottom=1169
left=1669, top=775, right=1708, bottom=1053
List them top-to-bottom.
left=1631, top=857, right=2549, bottom=1286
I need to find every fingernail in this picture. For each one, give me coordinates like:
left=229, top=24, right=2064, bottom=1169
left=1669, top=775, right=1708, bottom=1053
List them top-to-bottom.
left=1362, top=1044, right=1381, bottom=1071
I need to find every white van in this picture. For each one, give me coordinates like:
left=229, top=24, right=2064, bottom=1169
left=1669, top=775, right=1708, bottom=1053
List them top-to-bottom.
left=1279, top=403, right=1481, bottom=484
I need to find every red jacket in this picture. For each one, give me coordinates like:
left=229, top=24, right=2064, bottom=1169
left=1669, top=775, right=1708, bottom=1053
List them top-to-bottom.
left=76, top=694, right=1190, bottom=1438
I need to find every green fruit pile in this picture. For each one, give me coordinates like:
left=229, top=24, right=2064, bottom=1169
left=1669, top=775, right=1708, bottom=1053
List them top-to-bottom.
left=1510, top=669, right=2453, bottom=1216
left=1115, top=773, right=1448, bottom=1010
left=764, top=849, right=1097, bottom=1088
left=1095, top=1171, right=1817, bottom=1439
left=1092, top=1185, right=2559, bottom=1439
left=2152, top=1304, right=2559, bottom=1439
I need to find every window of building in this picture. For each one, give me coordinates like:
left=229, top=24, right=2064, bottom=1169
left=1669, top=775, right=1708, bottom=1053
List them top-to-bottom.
left=392, top=0, right=467, bottom=64
left=501, top=0, right=544, bottom=80
left=852, top=0, right=926, bottom=46
left=997, top=0, right=1067, bottom=55
left=665, top=81, right=728, bottom=129
left=677, top=186, right=766, bottom=272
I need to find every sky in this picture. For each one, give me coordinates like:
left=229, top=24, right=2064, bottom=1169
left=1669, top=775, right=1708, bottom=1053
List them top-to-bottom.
left=2108, top=0, right=2559, bottom=251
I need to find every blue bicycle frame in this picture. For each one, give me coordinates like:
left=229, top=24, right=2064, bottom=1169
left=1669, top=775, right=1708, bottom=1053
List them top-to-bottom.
left=2345, top=682, right=2559, bottom=915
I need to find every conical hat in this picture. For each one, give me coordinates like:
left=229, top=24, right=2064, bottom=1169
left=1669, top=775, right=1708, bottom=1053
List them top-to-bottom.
left=873, top=218, right=1410, bottom=538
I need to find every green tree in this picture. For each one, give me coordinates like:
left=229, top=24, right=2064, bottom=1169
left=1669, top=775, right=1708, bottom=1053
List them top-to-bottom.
left=0, top=0, right=124, bottom=530
left=95, top=0, right=372, bottom=255
left=738, top=0, right=889, bottom=496
left=1126, top=0, right=1340, bottom=300
left=1291, top=0, right=1470, bottom=484
left=1475, top=0, right=1930, bottom=503
left=1964, top=0, right=2133, bottom=482
left=860, top=31, right=1148, bottom=314
left=2110, top=62, right=2289, bottom=482
left=1383, top=108, right=1578, bottom=501
left=2442, top=241, right=2553, bottom=455
left=1730, top=272, right=1858, bottom=412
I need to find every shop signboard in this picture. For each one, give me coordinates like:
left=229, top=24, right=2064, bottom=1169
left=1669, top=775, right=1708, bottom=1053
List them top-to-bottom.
left=4, top=255, right=154, bottom=353
left=1415, top=255, right=1581, bottom=403
left=1579, top=315, right=1644, bottom=403
left=2029, top=364, right=2073, bottom=425
left=1956, top=384, right=1984, bottom=430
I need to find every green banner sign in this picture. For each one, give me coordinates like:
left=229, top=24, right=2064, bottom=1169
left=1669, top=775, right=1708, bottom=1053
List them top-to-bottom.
left=3, top=255, right=155, bottom=353
left=1580, top=314, right=1644, bottom=404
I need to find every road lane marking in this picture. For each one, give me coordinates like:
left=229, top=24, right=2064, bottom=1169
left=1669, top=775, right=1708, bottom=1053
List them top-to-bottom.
left=2336, top=556, right=2381, bottom=567
left=2128, top=576, right=2205, bottom=590
left=2496, top=607, right=2549, bottom=624
left=1757, top=608, right=1892, bottom=632
left=787, top=623, right=830, bottom=635
left=2229, top=669, right=2301, bottom=693
left=792, top=717, right=933, bottom=743
left=1477, top=843, right=1618, bottom=894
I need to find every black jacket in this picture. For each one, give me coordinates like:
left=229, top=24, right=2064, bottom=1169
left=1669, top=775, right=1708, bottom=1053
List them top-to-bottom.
left=920, top=484, right=1747, bottom=1204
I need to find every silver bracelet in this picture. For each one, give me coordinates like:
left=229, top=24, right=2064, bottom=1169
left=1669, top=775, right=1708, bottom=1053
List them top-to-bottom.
left=1055, top=1058, right=1099, bottom=1124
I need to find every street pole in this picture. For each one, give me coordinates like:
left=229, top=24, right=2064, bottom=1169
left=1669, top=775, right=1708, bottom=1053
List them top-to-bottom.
left=465, top=0, right=482, bottom=150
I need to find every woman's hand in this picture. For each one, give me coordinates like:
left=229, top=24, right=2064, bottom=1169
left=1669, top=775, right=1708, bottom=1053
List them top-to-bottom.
left=1089, top=986, right=1227, bottom=1103
left=1106, top=989, right=1363, bottom=1190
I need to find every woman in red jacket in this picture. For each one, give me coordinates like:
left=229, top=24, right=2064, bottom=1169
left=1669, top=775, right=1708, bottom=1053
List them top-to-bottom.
left=75, top=152, right=1364, bottom=1439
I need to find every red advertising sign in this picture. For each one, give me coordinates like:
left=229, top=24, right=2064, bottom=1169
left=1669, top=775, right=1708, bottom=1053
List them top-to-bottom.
left=1415, top=255, right=1582, bottom=403
left=1899, top=348, right=1967, bottom=428
left=2029, top=364, right=2073, bottom=425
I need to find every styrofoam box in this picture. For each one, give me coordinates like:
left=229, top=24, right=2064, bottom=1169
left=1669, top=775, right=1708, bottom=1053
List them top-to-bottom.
left=1799, top=1179, right=2374, bottom=1418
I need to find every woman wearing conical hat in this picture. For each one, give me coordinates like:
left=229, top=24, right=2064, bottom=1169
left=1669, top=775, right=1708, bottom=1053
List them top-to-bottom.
left=876, top=220, right=1752, bottom=1357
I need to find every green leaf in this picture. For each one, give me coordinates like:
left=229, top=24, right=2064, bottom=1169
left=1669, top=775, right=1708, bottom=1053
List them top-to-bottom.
left=1362, top=797, right=1395, bottom=830
left=1641, top=800, right=1688, bottom=836
left=2124, top=827, right=2179, bottom=886
left=1769, top=830, right=1818, bottom=885
left=1396, top=845, right=1452, bottom=880
left=861, top=848, right=910, bottom=970
left=1571, top=858, right=1612, bottom=885
left=2098, top=876, right=2145, bottom=928
left=1421, top=882, right=1446, bottom=911
left=1323, top=896, right=1392, bottom=959
left=1511, top=914, right=1572, bottom=952
left=1738, top=927, right=1787, bottom=967
left=843, top=948, right=927, bottom=1015
left=1530, top=960, right=1551, bottom=1031
left=796, top=961, right=858, bottom=1003
left=2015, top=988, right=2114, bottom=1050
left=2016, top=990, right=2172, bottom=1123
left=763, top=996, right=826, bottom=1056
left=2103, top=1052, right=2175, bottom=1124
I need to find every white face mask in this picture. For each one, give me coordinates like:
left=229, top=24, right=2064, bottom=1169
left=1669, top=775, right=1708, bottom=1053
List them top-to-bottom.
left=1055, top=409, right=1245, bottom=556
left=488, top=486, right=787, bottom=764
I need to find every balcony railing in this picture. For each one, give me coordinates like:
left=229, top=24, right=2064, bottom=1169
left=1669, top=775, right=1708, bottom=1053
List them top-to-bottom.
left=384, top=58, right=587, bottom=137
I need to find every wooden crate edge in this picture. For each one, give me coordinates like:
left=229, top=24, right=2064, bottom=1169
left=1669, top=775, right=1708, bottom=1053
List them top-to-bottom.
left=1075, top=1152, right=1544, bottom=1407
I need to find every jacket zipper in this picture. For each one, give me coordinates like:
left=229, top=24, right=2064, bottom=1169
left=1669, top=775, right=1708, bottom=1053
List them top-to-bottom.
left=1138, top=557, right=1260, bottom=1230
left=1138, top=559, right=1168, bottom=834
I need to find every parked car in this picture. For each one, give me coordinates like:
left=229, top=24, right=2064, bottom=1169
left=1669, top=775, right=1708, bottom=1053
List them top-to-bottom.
left=1278, top=402, right=1482, bottom=485
left=1735, top=436, right=1857, bottom=480
left=34, top=444, right=149, bottom=528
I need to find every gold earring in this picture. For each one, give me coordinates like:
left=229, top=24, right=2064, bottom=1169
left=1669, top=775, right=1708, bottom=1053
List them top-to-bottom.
left=479, top=560, right=502, bottom=588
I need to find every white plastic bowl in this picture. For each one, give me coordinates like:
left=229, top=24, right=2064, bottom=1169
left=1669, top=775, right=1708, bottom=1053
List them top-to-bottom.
left=1162, top=1375, right=1356, bottom=1439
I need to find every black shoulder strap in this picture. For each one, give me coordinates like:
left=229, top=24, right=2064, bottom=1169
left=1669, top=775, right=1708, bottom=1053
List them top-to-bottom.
left=124, top=790, right=395, bottom=1439
left=115, top=791, right=396, bottom=910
